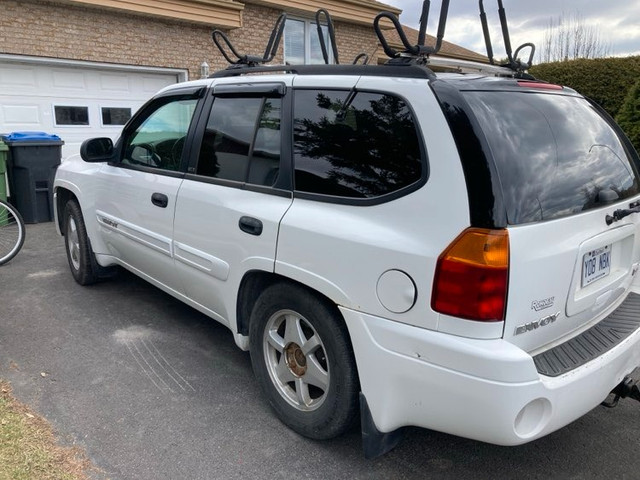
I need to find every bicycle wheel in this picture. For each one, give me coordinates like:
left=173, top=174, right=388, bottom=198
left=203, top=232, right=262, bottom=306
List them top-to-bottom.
left=0, top=200, right=25, bottom=266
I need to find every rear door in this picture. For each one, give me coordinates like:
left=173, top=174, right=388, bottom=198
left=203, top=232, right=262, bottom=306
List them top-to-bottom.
left=172, top=81, right=293, bottom=326
left=464, top=89, right=640, bottom=352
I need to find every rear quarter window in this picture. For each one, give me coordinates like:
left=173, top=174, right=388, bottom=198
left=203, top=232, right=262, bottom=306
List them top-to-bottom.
left=293, top=89, right=424, bottom=200
left=464, top=92, right=640, bottom=224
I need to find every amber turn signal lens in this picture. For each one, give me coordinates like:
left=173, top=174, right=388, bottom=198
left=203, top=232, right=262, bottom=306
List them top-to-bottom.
left=431, top=228, right=509, bottom=322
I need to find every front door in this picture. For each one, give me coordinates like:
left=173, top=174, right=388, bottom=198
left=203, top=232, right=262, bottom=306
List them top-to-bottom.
left=93, top=90, right=202, bottom=294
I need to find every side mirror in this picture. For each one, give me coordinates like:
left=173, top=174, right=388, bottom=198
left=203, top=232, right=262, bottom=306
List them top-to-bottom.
left=80, top=137, right=114, bottom=163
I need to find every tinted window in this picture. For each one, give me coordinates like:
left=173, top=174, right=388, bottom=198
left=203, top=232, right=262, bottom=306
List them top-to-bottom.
left=293, top=90, right=422, bottom=198
left=465, top=92, right=640, bottom=224
left=122, top=97, right=197, bottom=171
left=197, top=97, right=281, bottom=186
left=54, top=106, right=89, bottom=126
left=102, top=107, right=132, bottom=126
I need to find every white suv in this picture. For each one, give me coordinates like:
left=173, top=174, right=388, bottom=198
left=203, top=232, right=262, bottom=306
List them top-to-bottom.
left=53, top=59, right=640, bottom=455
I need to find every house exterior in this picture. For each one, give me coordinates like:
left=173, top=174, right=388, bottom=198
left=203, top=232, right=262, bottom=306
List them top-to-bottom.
left=0, top=0, right=484, bottom=158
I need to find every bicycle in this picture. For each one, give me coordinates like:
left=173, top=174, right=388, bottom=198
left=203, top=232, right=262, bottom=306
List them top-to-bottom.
left=0, top=199, right=25, bottom=266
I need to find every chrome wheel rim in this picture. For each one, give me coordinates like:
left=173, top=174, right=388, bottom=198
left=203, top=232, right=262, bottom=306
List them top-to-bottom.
left=67, top=216, right=80, bottom=271
left=263, top=309, right=330, bottom=411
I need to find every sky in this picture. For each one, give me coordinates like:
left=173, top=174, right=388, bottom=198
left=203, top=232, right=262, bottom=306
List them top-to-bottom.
left=383, top=0, right=640, bottom=60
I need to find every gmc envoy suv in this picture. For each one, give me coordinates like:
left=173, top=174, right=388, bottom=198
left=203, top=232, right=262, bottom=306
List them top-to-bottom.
left=53, top=2, right=640, bottom=457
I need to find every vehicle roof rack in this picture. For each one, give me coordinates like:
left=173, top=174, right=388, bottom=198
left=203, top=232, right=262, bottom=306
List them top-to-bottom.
left=374, top=0, right=450, bottom=65
left=479, top=0, right=535, bottom=77
left=208, top=1, right=531, bottom=80
left=315, top=9, right=371, bottom=65
left=212, top=13, right=286, bottom=67
left=209, top=63, right=435, bottom=80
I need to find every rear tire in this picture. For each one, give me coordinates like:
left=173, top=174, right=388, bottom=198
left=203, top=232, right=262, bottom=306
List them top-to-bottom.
left=64, top=200, right=116, bottom=285
left=249, top=282, right=360, bottom=440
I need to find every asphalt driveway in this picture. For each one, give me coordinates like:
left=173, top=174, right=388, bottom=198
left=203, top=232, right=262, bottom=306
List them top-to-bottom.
left=1, top=223, right=639, bottom=480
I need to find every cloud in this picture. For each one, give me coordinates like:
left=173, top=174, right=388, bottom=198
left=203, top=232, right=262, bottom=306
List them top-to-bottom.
left=384, top=0, right=640, bottom=58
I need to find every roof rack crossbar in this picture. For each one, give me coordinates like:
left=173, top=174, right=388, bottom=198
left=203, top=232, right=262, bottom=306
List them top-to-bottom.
left=374, top=0, right=450, bottom=60
left=479, top=1, right=535, bottom=73
left=212, top=13, right=286, bottom=66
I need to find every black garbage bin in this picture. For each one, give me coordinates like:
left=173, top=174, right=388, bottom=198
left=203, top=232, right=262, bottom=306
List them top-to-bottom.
left=3, top=132, right=64, bottom=224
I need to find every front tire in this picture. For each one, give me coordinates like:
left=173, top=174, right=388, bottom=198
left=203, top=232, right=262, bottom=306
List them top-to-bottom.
left=64, top=200, right=115, bottom=285
left=249, top=283, right=359, bottom=440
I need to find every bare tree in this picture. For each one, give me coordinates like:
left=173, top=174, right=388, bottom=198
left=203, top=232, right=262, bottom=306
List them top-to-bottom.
left=540, top=12, right=612, bottom=63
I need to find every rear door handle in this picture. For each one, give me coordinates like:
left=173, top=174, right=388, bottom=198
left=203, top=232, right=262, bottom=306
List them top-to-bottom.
left=151, top=192, right=168, bottom=208
left=239, top=216, right=263, bottom=236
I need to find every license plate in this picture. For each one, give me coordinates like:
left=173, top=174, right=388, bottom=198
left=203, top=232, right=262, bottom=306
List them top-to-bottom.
left=582, top=245, right=611, bottom=287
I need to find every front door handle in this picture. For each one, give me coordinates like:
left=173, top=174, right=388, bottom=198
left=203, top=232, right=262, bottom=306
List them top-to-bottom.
left=151, top=192, right=168, bottom=208
left=239, top=216, right=263, bottom=236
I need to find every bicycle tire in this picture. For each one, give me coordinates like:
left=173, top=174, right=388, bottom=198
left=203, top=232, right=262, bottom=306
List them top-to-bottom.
left=0, top=200, right=26, bottom=266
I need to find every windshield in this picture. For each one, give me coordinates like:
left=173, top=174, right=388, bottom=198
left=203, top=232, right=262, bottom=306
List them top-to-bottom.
left=464, top=92, right=640, bottom=225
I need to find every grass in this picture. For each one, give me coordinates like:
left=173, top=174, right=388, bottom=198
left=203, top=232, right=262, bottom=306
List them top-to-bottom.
left=0, top=380, right=91, bottom=480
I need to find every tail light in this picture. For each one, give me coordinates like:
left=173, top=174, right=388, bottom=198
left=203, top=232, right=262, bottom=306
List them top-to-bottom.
left=431, top=228, right=509, bottom=322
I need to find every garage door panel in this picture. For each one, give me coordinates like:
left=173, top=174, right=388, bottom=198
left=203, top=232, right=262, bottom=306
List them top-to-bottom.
left=0, top=60, right=180, bottom=160
left=0, top=66, right=38, bottom=92
left=52, top=70, right=88, bottom=90
left=99, top=73, right=132, bottom=93
left=142, top=75, right=174, bottom=94
left=1, top=104, right=41, bottom=127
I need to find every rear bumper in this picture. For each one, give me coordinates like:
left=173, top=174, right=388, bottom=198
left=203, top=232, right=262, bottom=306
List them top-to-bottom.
left=341, top=305, right=640, bottom=446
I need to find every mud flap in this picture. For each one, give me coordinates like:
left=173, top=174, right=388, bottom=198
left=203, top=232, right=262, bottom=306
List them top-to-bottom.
left=360, top=393, right=404, bottom=458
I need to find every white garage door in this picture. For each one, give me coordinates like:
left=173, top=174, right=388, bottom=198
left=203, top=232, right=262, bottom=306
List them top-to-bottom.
left=0, top=58, right=183, bottom=160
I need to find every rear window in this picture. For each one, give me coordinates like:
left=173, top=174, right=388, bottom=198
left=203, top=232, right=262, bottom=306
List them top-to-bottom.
left=464, top=92, right=640, bottom=224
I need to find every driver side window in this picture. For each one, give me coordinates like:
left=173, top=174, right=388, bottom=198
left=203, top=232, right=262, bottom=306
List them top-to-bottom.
left=122, top=97, right=198, bottom=171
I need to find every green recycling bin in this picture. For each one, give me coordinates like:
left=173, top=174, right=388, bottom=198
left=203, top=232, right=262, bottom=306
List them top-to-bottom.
left=0, top=140, right=8, bottom=203
left=0, top=140, right=7, bottom=227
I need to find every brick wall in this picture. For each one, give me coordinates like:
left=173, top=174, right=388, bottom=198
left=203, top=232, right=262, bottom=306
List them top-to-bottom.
left=0, top=0, right=381, bottom=78
left=335, top=22, right=381, bottom=65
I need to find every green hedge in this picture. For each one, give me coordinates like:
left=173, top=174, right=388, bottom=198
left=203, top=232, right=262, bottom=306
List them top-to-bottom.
left=530, top=56, right=640, bottom=118
left=615, top=80, right=640, bottom=154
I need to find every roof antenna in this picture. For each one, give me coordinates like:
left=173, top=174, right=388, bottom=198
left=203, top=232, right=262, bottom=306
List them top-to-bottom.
left=374, top=0, right=450, bottom=62
left=479, top=1, right=535, bottom=73
left=316, top=9, right=371, bottom=65
left=212, top=13, right=286, bottom=67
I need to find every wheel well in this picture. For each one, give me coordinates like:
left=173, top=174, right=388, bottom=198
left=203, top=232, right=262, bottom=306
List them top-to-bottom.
left=55, top=188, right=78, bottom=234
left=236, top=271, right=345, bottom=337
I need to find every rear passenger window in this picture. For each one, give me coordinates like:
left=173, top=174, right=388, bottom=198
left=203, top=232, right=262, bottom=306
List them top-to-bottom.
left=293, top=90, right=423, bottom=199
left=197, top=97, right=281, bottom=186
